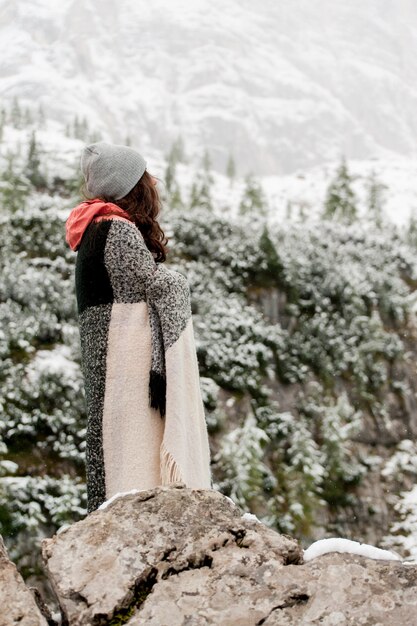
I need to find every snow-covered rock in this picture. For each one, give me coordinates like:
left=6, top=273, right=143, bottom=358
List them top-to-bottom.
left=40, top=484, right=417, bottom=625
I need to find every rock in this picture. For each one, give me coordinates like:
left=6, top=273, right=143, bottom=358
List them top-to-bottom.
left=41, top=483, right=301, bottom=625
left=40, top=484, right=417, bottom=625
left=0, top=534, right=49, bottom=626
left=259, top=553, right=417, bottom=625
left=28, top=587, right=59, bottom=626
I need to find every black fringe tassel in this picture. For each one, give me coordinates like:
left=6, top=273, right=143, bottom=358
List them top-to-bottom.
left=149, top=369, right=166, bottom=419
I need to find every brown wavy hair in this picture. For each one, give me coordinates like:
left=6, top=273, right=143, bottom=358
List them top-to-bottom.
left=83, top=170, right=169, bottom=263
left=113, top=170, right=168, bottom=263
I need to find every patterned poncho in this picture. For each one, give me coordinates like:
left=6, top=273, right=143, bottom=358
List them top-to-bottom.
left=65, top=199, right=212, bottom=513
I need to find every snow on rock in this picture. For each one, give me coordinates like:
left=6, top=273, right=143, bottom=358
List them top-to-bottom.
left=97, top=488, right=146, bottom=511
left=241, top=511, right=261, bottom=523
left=303, top=537, right=402, bottom=563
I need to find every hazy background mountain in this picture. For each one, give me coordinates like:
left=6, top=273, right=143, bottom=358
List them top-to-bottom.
left=1, top=0, right=417, bottom=175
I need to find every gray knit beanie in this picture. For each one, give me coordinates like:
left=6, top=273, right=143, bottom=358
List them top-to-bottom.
left=80, top=141, right=147, bottom=201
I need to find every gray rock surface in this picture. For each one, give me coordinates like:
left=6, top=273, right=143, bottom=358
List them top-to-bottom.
left=40, top=483, right=417, bottom=625
left=0, top=534, right=48, bottom=626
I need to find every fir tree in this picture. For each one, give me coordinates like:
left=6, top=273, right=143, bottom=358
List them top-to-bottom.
left=10, top=96, right=22, bottom=129
left=38, top=103, right=46, bottom=129
left=23, top=107, right=33, bottom=126
left=0, top=109, right=4, bottom=144
left=72, top=115, right=89, bottom=141
left=80, top=117, right=89, bottom=140
left=88, top=129, right=102, bottom=143
left=26, top=131, right=47, bottom=191
left=170, top=135, right=186, bottom=164
left=164, top=140, right=184, bottom=205
left=187, top=148, right=215, bottom=211
left=202, top=148, right=214, bottom=186
left=0, top=152, right=30, bottom=212
left=226, top=153, right=236, bottom=186
left=323, top=156, right=357, bottom=223
left=164, top=159, right=176, bottom=194
left=366, top=169, right=387, bottom=228
left=188, top=170, right=213, bottom=211
left=239, top=172, right=267, bottom=218
left=189, top=180, right=200, bottom=209
left=197, top=180, right=212, bottom=211
left=170, top=184, right=183, bottom=210
left=298, top=202, right=308, bottom=222
left=406, top=214, right=417, bottom=249
left=257, top=224, right=283, bottom=286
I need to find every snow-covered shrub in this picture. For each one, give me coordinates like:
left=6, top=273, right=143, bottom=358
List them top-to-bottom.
left=167, top=206, right=267, bottom=294
left=193, top=293, right=282, bottom=400
left=251, top=390, right=366, bottom=536
left=212, top=411, right=273, bottom=510
left=0, top=474, right=86, bottom=575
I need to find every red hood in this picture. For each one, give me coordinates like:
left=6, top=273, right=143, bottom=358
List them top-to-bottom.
left=65, top=199, right=132, bottom=251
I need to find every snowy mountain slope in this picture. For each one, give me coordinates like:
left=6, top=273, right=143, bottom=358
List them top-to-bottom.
left=0, top=0, right=416, bottom=175
left=1, top=116, right=417, bottom=231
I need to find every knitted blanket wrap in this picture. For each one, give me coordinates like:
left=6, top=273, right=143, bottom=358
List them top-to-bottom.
left=73, top=216, right=212, bottom=512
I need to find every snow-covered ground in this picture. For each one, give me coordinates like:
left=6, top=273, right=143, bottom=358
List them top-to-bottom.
left=1, top=119, right=417, bottom=233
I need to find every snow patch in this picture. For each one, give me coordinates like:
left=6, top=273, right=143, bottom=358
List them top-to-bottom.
left=97, top=488, right=146, bottom=510
left=241, top=512, right=261, bottom=523
left=303, top=538, right=402, bottom=563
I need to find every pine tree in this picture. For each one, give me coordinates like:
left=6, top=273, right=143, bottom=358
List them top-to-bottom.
left=10, top=96, right=22, bottom=129
left=38, top=103, right=46, bottom=129
left=23, top=107, right=33, bottom=126
left=0, top=108, right=5, bottom=143
left=73, top=115, right=82, bottom=140
left=80, top=117, right=89, bottom=141
left=88, top=129, right=102, bottom=143
left=27, top=131, right=47, bottom=191
left=170, top=135, right=186, bottom=164
left=202, top=148, right=214, bottom=186
left=187, top=149, right=215, bottom=211
left=0, top=152, right=30, bottom=212
left=226, top=153, right=236, bottom=186
left=323, top=157, right=357, bottom=223
left=164, top=159, right=175, bottom=195
left=366, top=169, right=386, bottom=228
left=188, top=171, right=213, bottom=211
left=239, top=173, right=267, bottom=218
left=189, top=180, right=200, bottom=209
left=197, top=180, right=212, bottom=211
left=169, top=183, right=183, bottom=210
left=298, top=202, right=308, bottom=222
left=406, top=214, right=417, bottom=249
left=257, top=224, right=283, bottom=286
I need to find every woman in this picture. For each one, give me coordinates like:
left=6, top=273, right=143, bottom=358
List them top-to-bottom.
left=65, top=141, right=212, bottom=514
